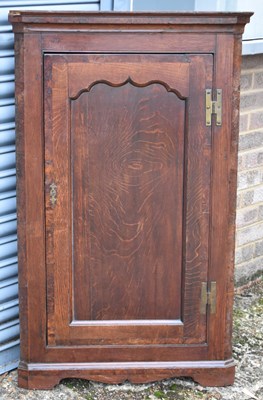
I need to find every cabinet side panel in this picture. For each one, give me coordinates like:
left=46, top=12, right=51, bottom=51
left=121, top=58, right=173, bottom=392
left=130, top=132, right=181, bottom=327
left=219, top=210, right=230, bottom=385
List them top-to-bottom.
left=15, top=32, right=27, bottom=362
left=18, top=33, right=46, bottom=361
left=224, top=33, right=243, bottom=359
left=209, top=34, right=236, bottom=360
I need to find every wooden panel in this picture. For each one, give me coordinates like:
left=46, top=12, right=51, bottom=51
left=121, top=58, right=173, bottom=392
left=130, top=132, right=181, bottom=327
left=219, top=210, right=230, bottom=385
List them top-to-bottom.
left=42, top=32, right=216, bottom=53
left=18, top=33, right=46, bottom=362
left=208, top=34, right=236, bottom=360
left=44, top=54, right=213, bottom=346
left=44, top=55, right=188, bottom=344
left=183, top=55, right=213, bottom=340
left=68, top=56, right=189, bottom=98
left=44, top=57, right=71, bottom=345
left=72, top=80, right=185, bottom=322
left=36, top=343, right=209, bottom=362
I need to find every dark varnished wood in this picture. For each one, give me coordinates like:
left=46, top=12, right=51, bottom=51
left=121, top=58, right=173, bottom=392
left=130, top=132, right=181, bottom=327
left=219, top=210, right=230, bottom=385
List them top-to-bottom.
left=9, top=11, right=252, bottom=389
left=9, top=11, right=252, bottom=33
left=43, top=53, right=212, bottom=347
left=69, top=55, right=187, bottom=323
left=72, top=82, right=184, bottom=322
left=18, top=360, right=235, bottom=389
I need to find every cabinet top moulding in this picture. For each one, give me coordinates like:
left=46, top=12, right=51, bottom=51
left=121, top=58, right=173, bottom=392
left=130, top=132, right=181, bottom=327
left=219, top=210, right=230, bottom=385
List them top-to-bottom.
left=9, top=11, right=252, bottom=34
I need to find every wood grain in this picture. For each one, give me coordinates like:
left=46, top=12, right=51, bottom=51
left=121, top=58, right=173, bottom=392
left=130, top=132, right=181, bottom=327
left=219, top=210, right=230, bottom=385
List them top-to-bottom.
left=9, top=11, right=252, bottom=34
left=10, top=11, right=251, bottom=389
left=44, top=54, right=213, bottom=346
left=68, top=55, right=189, bottom=100
left=183, top=55, right=213, bottom=341
left=45, top=57, right=72, bottom=345
left=72, top=78, right=185, bottom=322
left=17, top=360, right=235, bottom=389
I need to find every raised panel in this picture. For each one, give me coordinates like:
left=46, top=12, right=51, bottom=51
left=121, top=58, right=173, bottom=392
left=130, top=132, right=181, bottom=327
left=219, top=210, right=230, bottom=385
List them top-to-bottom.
left=72, top=81, right=185, bottom=322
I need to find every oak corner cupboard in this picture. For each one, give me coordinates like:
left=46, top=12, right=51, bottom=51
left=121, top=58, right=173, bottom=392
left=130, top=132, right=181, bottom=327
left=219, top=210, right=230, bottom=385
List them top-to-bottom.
left=9, top=11, right=252, bottom=389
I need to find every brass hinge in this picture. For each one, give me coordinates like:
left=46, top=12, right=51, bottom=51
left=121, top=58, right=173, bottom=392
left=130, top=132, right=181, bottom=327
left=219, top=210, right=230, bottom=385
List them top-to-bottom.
left=205, top=89, right=222, bottom=126
left=200, top=281, right=217, bottom=314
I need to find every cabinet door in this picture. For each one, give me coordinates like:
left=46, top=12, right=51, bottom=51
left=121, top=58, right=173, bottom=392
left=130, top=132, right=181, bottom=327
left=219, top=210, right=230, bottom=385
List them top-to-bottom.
left=44, top=54, right=213, bottom=350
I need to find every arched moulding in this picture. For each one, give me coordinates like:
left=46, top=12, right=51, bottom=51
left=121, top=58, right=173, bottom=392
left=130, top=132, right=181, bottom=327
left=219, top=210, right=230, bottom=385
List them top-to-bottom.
left=68, top=59, right=190, bottom=100
left=69, top=76, right=187, bottom=101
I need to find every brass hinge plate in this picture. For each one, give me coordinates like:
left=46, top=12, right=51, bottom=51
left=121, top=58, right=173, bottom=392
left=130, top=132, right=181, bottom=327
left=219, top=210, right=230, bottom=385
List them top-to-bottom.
left=206, top=89, right=222, bottom=126
left=200, top=281, right=217, bottom=314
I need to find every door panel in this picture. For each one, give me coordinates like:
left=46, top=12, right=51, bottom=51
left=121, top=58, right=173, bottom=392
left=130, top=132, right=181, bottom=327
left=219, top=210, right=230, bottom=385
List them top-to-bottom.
left=44, top=54, right=213, bottom=348
left=72, top=82, right=185, bottom=322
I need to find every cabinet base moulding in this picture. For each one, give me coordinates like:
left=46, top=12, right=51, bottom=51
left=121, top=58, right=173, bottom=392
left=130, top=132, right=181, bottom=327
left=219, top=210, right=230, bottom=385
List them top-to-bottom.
left=18, top=360, right=236, bottom=389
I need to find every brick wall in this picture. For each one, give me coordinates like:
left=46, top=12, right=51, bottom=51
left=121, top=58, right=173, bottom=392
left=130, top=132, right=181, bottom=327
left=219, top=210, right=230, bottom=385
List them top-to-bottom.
left=235, top=54, right=263, bottom=284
